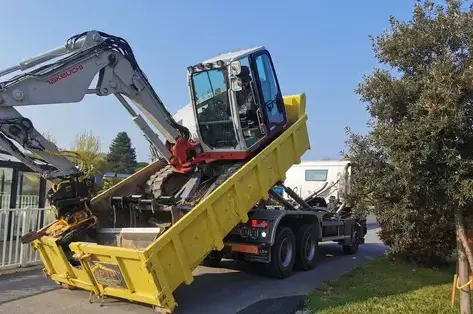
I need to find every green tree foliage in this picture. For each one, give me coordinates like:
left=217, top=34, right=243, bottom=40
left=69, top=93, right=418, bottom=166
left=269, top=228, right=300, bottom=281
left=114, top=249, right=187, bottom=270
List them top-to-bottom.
left=344, top=0, right=473, bottom=266
left=70, top=130, right=108, bottom=177
left=106, top=131, right=138, bottom=174
left=135, top=161, right=149, bottom=172
left=99, top=177, right=123, bottom=193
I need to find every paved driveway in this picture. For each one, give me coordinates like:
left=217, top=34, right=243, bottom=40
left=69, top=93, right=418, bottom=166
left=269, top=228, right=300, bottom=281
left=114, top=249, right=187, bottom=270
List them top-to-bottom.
left=0, top=221, right=384, bottom=314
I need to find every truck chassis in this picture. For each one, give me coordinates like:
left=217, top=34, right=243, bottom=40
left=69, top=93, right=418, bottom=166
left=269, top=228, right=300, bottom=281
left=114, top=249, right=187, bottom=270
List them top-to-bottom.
left=202, top=182, right=367, bottom=278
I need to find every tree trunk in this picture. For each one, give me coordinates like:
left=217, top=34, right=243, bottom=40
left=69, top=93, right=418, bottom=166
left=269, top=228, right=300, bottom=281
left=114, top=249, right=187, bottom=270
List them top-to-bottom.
left=456, top=210, right=473, bottom=274
left=456, top=210, right=472, bottom=314
left=458, top=237, right=471, bottom=314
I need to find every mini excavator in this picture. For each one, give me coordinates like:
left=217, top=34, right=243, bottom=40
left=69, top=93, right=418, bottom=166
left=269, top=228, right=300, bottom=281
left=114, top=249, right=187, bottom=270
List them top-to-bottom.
left=0, top=30, right=288, bottom=244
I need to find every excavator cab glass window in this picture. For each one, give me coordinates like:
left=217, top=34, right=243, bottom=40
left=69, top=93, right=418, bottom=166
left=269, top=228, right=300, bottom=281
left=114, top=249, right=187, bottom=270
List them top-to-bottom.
left=253, top=52, right=286, bottom=131
left=235, top=57, right=265, bottom=148
left=191, top=68, right=237, bottom=149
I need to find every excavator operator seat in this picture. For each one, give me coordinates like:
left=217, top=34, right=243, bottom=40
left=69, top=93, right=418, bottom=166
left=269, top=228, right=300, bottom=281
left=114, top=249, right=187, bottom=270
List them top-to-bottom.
left=235, top=66, right=257, bottom=126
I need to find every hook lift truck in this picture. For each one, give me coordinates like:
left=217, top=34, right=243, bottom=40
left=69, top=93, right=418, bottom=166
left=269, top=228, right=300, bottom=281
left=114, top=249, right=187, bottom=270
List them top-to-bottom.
left=0, top=30, right=366, bottom=312
left=204, top=161, right=367, bottom=278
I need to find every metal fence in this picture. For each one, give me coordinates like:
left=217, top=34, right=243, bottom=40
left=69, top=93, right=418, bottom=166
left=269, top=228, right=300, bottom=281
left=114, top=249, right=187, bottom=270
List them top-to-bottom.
left=0, top=194, right=41, bottom=209
left=0, top=207, right=54, bottom=270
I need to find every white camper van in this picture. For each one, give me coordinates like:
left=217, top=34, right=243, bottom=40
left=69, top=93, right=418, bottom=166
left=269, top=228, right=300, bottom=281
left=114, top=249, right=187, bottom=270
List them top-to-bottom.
left=283, top=160, right=352, bottom=208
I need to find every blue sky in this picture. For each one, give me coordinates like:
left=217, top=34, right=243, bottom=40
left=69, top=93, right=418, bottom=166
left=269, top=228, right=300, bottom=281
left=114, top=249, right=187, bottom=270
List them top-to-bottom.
left=0, top=0, right=416, bottom=162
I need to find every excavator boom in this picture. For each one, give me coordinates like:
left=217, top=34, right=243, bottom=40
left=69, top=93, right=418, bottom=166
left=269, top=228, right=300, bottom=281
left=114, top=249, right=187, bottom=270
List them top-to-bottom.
left=0, top=30, right=191, bottom=181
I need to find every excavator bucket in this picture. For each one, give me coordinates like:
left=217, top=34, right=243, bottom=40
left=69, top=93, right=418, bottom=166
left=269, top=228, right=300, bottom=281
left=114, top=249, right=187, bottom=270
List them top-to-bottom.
left=31, top=94, right=310, bottom=313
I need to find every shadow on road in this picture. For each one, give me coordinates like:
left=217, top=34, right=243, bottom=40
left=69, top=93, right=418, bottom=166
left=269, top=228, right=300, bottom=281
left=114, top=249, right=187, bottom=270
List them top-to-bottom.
left=172, top=241, right=386, bottom=314
left=0, top=269, right=59, bottom=305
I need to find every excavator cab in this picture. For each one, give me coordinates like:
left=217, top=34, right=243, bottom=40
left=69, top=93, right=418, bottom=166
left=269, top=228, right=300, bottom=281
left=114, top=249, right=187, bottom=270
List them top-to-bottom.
left=187, top=47, right=287, bottom=159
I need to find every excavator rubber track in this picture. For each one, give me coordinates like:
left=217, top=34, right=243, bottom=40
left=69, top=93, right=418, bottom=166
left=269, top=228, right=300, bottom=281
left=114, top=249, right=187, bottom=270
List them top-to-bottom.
left=30, top=94, right=310, bottom=313
left=147, top=161, right=244, bottom=207
left=184, top=163, right=244, bottom=206
left=146, top=164, right=190, bottom=200
left=146, top=164, right=174, bottom=198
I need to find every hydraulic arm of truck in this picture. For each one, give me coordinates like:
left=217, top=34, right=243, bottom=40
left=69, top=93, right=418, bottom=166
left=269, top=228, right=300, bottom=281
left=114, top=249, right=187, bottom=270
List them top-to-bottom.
left=0, top=30, right=197, bottom=183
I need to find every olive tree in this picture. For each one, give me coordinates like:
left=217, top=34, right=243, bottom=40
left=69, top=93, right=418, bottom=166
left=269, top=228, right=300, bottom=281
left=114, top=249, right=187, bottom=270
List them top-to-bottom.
left=344, top=0, right=473, bottom=273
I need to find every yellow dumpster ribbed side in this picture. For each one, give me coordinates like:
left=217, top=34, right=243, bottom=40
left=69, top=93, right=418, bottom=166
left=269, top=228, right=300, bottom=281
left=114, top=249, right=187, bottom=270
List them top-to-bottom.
left=32, top=93, right=310, bottom=313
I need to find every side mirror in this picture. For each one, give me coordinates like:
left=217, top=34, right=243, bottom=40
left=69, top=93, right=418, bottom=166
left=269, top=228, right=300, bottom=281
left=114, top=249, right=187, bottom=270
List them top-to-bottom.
left=230, top=60, right=242, bottom=76
left=231, top=77, right=243, bottom=92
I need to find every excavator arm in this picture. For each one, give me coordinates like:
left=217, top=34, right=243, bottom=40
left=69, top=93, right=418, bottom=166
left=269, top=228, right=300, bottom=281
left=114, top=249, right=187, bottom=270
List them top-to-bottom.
left=0, top=30, right=193, bottom=182
left=0, top=30, right=201, bottom=244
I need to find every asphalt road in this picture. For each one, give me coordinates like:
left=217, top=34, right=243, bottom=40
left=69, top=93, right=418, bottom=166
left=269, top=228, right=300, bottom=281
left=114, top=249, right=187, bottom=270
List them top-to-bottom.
left=0, top=220, right=384, bottom=314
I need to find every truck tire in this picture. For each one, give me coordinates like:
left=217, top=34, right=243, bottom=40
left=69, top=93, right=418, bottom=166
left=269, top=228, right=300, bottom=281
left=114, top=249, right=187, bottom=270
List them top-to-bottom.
left=295, top=224, right=319, bottom=271
left=266, top=227, right=296, bottom=279
left=342, top=227, right=360, bottom=255
left=201, top=250, right=223, bottom=267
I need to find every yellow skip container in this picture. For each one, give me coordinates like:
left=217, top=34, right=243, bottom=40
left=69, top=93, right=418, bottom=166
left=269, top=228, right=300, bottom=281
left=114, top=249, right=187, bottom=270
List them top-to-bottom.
left=31, top=93, right=310, bottom=313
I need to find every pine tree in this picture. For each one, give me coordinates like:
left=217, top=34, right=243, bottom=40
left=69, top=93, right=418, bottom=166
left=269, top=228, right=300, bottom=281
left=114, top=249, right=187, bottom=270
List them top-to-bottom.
left=106, top=132, right=138, bottom=174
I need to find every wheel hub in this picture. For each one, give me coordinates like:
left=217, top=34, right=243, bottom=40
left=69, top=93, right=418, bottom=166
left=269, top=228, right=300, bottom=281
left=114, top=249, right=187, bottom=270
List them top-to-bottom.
left=304, top=235, right=316, bottom=261
left=279, top=238, right=293, bottom=268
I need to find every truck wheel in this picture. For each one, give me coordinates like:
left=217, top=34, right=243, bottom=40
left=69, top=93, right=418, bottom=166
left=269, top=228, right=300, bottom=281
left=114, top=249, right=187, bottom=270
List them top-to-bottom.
left=295, top=224, right=319, bottom=271
left=266, top=227, right=296, bottom=279
left=342, top=228, right=360, bottom=255
left=201, top=250, right=223, bottom=267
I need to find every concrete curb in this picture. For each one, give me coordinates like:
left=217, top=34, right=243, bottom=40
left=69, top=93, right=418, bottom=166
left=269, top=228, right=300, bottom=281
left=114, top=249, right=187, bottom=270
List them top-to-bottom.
left=0, top=265, right=43, bottom=276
